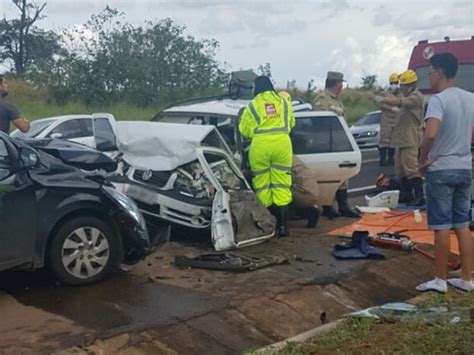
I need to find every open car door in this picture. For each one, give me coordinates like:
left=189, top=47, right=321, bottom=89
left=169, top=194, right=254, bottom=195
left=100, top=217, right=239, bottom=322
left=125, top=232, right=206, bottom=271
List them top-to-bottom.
left=91, top=113, right=119, bottom=155
left=195, top=147, right=275, bottom=251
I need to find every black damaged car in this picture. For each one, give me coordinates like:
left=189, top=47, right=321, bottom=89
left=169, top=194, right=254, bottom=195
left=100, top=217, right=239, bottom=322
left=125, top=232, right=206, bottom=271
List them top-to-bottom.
left=0, top=132, right=167, bottom=285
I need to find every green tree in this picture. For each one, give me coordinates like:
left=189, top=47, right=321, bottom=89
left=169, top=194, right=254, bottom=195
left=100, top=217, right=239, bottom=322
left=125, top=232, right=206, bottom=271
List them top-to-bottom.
left=0, top=0, right=60, bottom=76
left=45, top=7, right=227, bottom=106
left=257, top=62, right=272, bottom=77
left=360, top=74, right=378, bottom=90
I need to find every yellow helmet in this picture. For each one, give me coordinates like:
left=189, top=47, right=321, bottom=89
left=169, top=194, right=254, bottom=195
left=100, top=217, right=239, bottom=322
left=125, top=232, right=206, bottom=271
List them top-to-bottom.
left=399, top=70, right=417, bottom=85
left=389, top=73, right=399, bottom=83
left=278, top=91, right=292, bottom=102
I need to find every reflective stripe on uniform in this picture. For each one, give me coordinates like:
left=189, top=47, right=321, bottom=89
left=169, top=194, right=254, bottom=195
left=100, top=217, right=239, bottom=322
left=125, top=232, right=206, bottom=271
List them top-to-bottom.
left=250, top=99, right=289, bottom=135
left=248, top=102, right=261, bottom=125
left=271, top=163, right=291, bottom=172
left=252, top=164, right=290, bottom=176
left=252, top=167, right=270, bottom=176
left=254, top=183, right=292, bottom=193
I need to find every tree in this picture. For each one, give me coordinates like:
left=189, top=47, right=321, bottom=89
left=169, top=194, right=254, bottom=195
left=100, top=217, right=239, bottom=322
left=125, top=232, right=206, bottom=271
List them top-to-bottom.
left=0, top=0, right=59, bottom=76
left=44, top=7, right=228, bottom=106
left=257, top=63, right=272, bottom=77
left=361, top=74, right=378, bottom=90
left=302, top=79, right=317, bottom=103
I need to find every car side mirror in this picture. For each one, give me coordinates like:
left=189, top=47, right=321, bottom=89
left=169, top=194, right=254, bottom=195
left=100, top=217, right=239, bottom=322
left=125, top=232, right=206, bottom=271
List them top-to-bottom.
left=50, top=133, right=63, bottom=139
left=20, top=148, right=40, bottom=169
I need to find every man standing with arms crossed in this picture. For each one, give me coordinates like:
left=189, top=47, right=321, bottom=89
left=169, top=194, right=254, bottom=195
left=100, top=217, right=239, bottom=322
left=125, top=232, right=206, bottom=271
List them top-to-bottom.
left=416, top=53, right=473, bottom=293
left=314, top=71, right=360, bottom=219
left=0, top=75, right=30, bottom=135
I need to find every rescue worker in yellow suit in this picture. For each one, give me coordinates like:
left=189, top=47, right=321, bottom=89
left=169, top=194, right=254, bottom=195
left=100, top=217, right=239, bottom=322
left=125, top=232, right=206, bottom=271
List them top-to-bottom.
left=239, top=77, right=295, bottom=237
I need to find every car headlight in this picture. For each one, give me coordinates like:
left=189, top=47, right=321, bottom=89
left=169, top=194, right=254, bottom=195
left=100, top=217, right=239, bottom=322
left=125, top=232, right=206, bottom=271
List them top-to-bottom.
left=360, top=131, right=378, bottom=137
left=103, top=185, right=146, bottom=228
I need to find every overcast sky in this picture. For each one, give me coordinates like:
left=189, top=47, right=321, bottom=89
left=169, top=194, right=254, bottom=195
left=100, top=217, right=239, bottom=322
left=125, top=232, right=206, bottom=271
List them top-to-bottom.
left=2, top=0, right=473, bottom=88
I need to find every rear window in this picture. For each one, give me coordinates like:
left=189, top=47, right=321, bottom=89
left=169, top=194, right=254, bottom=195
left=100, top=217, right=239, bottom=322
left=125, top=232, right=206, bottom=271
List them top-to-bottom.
left=416, top=64, right=474, bottom=92
left=291, top=116, right=353, bottom=154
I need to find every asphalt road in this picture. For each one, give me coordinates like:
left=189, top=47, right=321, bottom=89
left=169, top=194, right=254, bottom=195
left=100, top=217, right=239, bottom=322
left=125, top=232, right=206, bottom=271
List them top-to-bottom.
left=348, top=147, right=394, bottom=196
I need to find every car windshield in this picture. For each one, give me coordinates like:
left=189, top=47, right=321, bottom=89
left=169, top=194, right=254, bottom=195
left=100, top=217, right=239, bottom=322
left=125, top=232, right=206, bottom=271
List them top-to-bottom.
left=355, top=113, right=380, bottom=126
left=11, top=119, right=56, bottom=138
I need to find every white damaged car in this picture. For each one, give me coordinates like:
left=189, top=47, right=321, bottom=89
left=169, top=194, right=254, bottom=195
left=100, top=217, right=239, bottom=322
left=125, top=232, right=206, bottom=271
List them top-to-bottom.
left=109, top=121, right=276, bottom=251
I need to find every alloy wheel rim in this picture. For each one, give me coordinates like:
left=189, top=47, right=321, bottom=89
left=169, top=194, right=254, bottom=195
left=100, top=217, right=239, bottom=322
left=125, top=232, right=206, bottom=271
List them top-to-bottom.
left=61, top=227, right=110, bottom=279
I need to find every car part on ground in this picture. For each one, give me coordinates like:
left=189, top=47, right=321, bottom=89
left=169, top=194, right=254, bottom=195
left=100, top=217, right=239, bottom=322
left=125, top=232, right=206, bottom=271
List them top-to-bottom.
left=0, top=133, right=163, bottom=285
left=174, top=252, right=288, bottom=272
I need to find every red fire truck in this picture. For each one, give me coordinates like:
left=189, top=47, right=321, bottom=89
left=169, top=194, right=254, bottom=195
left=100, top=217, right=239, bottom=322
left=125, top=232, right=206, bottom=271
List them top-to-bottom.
left=408, top=36, right=474, bottom=95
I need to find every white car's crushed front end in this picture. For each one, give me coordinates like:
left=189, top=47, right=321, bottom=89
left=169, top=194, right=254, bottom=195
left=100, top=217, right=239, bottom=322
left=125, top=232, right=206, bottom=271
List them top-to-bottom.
left=111, top=121, right=276, bottom=251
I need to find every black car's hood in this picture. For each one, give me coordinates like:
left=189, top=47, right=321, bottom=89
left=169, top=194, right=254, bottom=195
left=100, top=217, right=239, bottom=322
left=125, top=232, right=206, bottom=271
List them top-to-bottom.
left=13, top=138, right=117, bottom=189
left=24, top=138, right=117, bottom=172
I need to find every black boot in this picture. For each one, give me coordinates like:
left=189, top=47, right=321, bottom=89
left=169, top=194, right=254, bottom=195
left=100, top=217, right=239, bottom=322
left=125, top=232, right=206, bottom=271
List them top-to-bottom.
left=378, top=147, right=387, bottom=167
left=387, top=148, right=395, bottom=166
left=399, top=177, right=414, bottom=203
left=409, top=177, right=425, bottom=206
left=336, top=189, right=361, bottom=218
left=278, top=205, right=289, bottom=237
left=322, top=205, right=341, bottom=220
left=305, top=206, right=320, bottom=228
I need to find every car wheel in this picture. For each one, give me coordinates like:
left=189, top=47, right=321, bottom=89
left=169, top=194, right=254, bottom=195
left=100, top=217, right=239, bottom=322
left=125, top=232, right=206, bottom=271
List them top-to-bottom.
left=48, top=216, right=121, bottom=285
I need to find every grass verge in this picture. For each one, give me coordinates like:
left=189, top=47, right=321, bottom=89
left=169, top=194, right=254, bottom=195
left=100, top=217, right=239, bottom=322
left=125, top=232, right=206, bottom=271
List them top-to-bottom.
left=275, top=290, right=473, bottom=354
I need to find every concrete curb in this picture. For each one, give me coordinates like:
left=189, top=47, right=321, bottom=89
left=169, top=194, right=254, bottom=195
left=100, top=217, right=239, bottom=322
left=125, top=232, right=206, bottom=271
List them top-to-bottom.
left=255, top=293, right=429, bottom=354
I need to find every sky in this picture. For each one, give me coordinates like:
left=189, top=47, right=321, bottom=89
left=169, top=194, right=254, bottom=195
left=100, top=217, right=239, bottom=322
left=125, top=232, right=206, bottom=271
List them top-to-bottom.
left=1, top=0, right=473, bottom=88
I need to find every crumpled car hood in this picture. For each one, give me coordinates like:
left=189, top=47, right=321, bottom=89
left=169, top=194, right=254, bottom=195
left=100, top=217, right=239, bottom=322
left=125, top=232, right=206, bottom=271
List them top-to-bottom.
left=13, top=138, right=116, bottom=189
left=24, top=138, right=117, bottom=172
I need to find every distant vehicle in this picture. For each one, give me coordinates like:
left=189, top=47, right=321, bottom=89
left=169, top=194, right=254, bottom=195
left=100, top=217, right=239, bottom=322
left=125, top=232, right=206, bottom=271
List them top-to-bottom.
left=408, top=36, right=474, bottom=96
left=408, top=37, right=474, bottom=146
left=153, top=97, right=362, bottom=207
left=350, top=111, right=381, bottom=148
left=11, top=114, right=118, bottom=153
left=0, top=133, right=163, bottom=285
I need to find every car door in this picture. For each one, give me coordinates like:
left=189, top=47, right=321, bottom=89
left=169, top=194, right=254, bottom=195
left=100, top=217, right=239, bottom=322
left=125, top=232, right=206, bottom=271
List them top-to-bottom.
left=291, top=112, right=361, bottom=206
left=92, top=113, right=118, bottom=154
left=47, top=118, right=94, bottom=147
left=0, top=136, right=37, bottom=270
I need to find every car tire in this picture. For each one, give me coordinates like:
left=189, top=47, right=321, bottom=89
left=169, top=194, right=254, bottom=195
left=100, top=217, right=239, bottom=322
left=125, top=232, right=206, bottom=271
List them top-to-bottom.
left=47, top=216, right=121, bottom=285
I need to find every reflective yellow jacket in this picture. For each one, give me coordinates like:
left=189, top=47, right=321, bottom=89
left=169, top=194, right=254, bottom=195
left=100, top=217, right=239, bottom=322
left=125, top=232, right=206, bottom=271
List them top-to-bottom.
left=239, top=91, right=295, bottom=140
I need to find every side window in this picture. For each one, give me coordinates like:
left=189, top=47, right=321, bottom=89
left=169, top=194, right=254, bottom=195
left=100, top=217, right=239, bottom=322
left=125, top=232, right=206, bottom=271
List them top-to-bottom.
left=291, top=116, right=353, bottom=154
left=82, top=118, right=93, bottom=136
left=94, top=118, right=117, bottom=151
left=49, top=119, right=85, bottom=139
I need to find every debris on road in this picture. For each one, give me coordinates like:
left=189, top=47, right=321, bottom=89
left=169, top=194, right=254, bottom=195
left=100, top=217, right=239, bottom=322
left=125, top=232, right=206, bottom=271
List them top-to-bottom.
left=174, top=252, right=288, bottom=272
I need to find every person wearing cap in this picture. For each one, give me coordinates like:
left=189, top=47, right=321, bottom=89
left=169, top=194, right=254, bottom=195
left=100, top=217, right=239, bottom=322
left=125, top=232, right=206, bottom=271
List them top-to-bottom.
left=381, top=69, right=424, bottom=205
left=314, top=71, right=360, bottom=219
left=376, top=73, right=401, bottom=166
left=239, top=76, right=295, bottom=237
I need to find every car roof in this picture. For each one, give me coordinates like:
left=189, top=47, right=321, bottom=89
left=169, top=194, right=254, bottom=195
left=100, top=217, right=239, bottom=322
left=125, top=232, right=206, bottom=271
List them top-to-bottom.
left=161, top=98, right=339, bottom=119
left=33, top=115, right=94, bottom=123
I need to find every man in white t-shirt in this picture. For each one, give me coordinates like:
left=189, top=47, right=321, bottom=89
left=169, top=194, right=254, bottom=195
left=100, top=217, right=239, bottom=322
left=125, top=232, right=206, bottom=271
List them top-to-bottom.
left=416, top=53, right=474, bottom=293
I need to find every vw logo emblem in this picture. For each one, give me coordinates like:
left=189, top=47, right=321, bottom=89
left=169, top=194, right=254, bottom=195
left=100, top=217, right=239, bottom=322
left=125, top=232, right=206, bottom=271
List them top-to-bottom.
left=142, top=170, right=153, bottom=181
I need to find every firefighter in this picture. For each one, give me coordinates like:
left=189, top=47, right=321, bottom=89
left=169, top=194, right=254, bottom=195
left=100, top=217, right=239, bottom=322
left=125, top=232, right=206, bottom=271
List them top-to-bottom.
left=381, top=69, right=424, bottom=204
left=314, top=71, right=361, bottom=219
left=377, top=73, right=401, bottom=166
left=239, top=76, right=295, bottom=237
